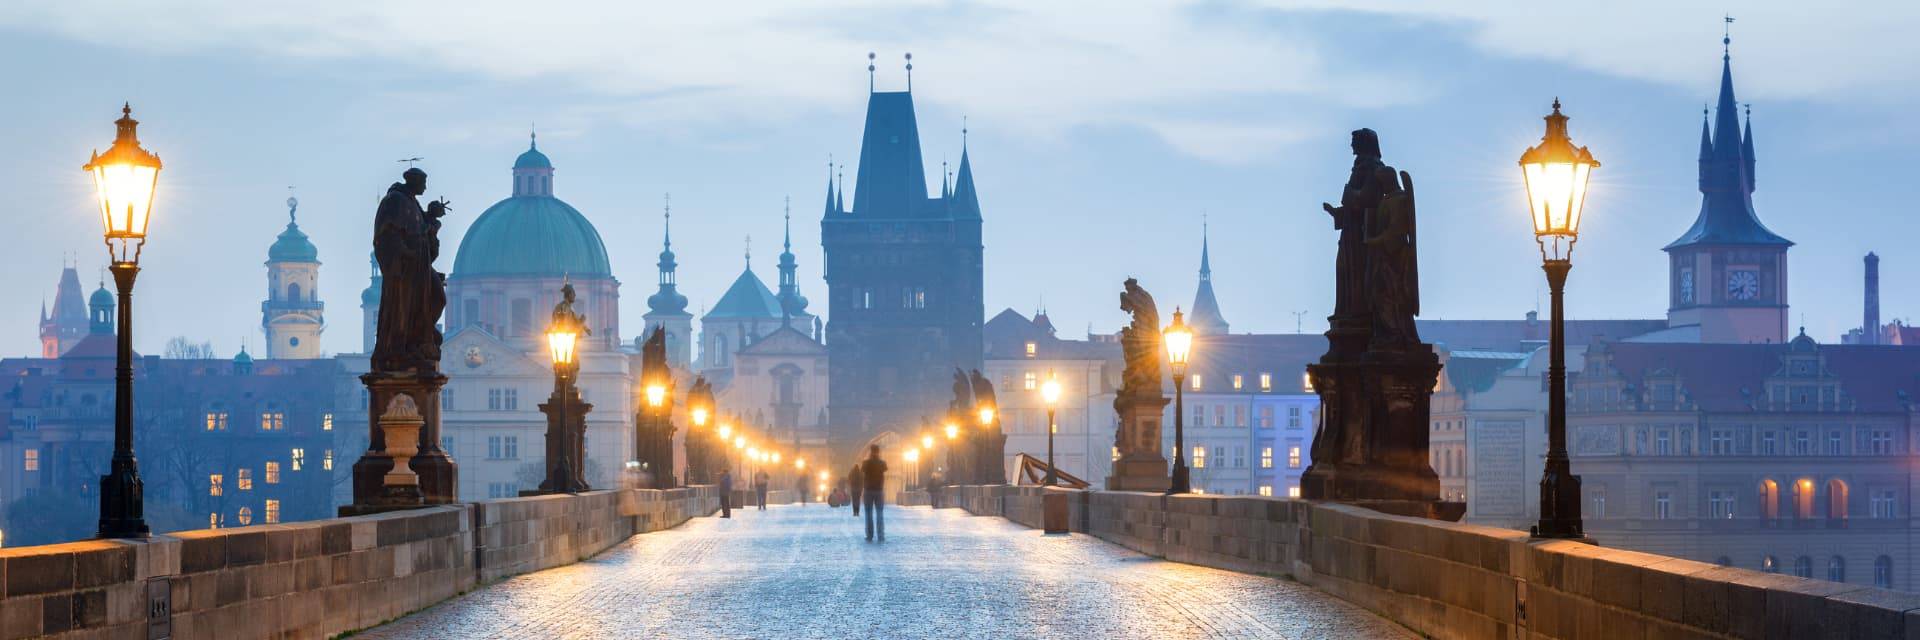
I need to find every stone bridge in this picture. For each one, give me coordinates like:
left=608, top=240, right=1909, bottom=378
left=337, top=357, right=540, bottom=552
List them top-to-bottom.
left=3, top=486, right=1919, bottom=639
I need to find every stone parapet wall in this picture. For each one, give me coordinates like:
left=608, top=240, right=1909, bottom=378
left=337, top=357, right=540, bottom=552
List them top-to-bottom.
left=0, top=486, right=718, bottom=640
left=946, top=486, right=1920, bottom=639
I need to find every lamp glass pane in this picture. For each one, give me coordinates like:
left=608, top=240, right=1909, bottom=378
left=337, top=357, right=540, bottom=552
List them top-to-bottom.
left=93, top=164, right=159, bottom=238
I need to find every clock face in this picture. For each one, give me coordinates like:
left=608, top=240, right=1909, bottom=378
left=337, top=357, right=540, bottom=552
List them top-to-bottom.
left=1678, top=267, right=1695, bottom=303
left=1726, top=270, right=1760, bottom=301
left=464, top=346, right=486, bottom=368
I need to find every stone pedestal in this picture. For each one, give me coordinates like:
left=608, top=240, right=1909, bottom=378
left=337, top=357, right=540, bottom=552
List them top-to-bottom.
left=1301, top=345, right=1442, bottom=503
left=345, top=370, right=457, bottom=515
left=534, top=385, right=592, bottom=494
left=1107, top=394, right=1171, bottom=492
left=634, top=413, right=677, bottom=490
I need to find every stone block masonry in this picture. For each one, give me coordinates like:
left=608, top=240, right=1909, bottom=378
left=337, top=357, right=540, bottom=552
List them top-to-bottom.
left=946, top=485, right=1920, bottom=639
left=0, top=486, right=717, bottom=640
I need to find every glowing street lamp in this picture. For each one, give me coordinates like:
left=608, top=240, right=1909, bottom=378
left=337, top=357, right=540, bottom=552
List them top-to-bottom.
left=1521, top=99, right=1598, bottom=540
left=89, top=104, right=163, bottom=539
left=537, top=286, right=591, bottom=494
left=1164, top=308, right=1194, bottom=495
left=1040, top=372, right=1063, bottom=486
left=644, top=384, right=667, bottom=410
left=923, top=434, right=936, bottom=450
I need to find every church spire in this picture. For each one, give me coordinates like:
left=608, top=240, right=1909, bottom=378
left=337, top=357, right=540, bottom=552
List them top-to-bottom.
left=1667, top=26, right=1787, bottom=251
left=951, top=122, right=981, bottom=220
left=823, top=155, right=838, bottom=217
left=645, top=194, right=688, bottom=316
left=778, top=197, right=808, bottom=327
left=1189, top=215, right=1229, bottom=336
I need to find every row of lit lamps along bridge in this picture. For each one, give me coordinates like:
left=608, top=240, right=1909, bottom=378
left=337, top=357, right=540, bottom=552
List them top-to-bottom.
left=81, top=99, right=1593, bottom=542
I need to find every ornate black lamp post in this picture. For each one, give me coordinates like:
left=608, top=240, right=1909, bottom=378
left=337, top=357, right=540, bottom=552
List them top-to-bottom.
left=1520, top=99, right=1599, bottom=539
left=87, top=104, right=161, bottom=539
left=536, top=290, right=591, bottom=494
left=1163, top=309, right=1194, bottom=495
left=1040, top=373, right=1062, bottom=486
left=685, top=378, right=713, bottom=485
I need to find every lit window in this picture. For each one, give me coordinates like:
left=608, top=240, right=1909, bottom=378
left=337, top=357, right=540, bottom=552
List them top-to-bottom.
left=1025, top=342, right=1037, bottom=357
left=1024, top=372, right=1037, bottom=391
left=1303, top=372, right=1314, bottom=392
left=1259, top=373, right=1272, bottom=392
left=1191, top=375, right=1203, bottom=391
left=1232, top=375, right=1243, bottom=390
left=260, top=412, right=285, bottom=431
left=205, top=413, right=218, bottom=430
left=322, top=413, right=333, bottom=431
left=1192, top=446, right=1206, bottom=469
left=1287, top=446, right=1301, bottom=469
left=1111, top=447, right=1120, bottom=462
left=1261, top=447, right=1273, bottom=469
left=23, top=449, right=38, bottom=472
left=291, top=449, right=305, bottom=471
left=323, top=450, right=334, bottom=471
left=265, top=462, right=281, bottom=484
left=238, top=468, right=253, bottom=490
left=209, top=474, right=223, bottom=497
left=1258, top=485, right=1273, bottom=497
left=1287, top=486, right=1301, bottom=498
left=1193, top=488, right=1206, bottom=495
left=265, top=500, right=280, bottom=524
left=237, top=507, right=253, bottom=526
left=209, top=513, right=219, bottom=529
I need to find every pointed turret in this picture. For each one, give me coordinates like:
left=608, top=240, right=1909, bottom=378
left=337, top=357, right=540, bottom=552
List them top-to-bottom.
left=850, top=89, right=929, bottom=217
left=1742, top=106, right=1756, bottom=192
left=951, top=145, right=981, bottom=220
left=822, top=168, right=839, bottom=218
left=1189, top=220, right=1230, bottom=336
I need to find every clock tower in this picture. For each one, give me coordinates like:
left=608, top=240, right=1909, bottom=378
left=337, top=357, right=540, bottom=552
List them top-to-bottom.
left=1664, top=34, right=1791, bottom=344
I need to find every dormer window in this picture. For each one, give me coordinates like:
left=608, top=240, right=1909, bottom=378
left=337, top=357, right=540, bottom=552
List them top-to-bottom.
left=1025, top=341, right=1036, bottom=357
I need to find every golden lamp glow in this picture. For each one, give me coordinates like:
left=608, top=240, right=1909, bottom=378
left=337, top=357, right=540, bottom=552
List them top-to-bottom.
left=1519, top=99, right=1599, bottom=258
left=85, top=104, right=162, bottom=263
left=1163, top=309, right=1194, bottom=375
left=546, top=327, right=579, bottom=367
left=1040, top=374, right=1062, bottom=406
left=644, top=384, right=667, bottom=408
left=977, top=406, right=995, bottom=426
left=690, top=407, right=709, bottom=427
left=718, top=424, right=733, bottom=439
left=943, top=425, right=958, bottom=441
left=923, top=434, right=936, bottom=449
left=734, top=437, right=746, bottom=450
left=747, top=447, right=759, bottom=460
left=904, top=448, right=920, bottom=463
left=772, top=452, right=782, bottom=464
left=795, top=458, right=806, bottom=470
left=818, top=470, right=830, bottom=481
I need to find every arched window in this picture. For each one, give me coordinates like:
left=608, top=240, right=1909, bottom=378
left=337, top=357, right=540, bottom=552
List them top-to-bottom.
left=287, top=282, right=302, bottom=302
left=715, top=334, right=730, bottom=366
left=1758, top=479, right=1780, bottom=520
left=1793, top=479, right=1816, bottom=519
left=1827, top=479, right=1850, bottom=520
left=1761, top=556, right=1778, bottom=573
left=1794, top=556, right=1813, bottom=579
left=1828, top=556, right=1846, bottom=583
left=1875, top=556, right=1893, bottom=589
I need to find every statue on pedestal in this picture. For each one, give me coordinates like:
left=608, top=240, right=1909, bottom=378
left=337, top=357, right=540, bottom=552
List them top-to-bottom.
left=347, top=168, right=459, bottom=514
left=1108, top=278, right=1171, bottom=492
left=636, top=326, right=677, bottom=489
left=969, top=369, right=1005, bottom=485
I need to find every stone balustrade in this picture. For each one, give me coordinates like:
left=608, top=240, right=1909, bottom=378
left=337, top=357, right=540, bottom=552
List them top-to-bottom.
left=947, top=485, right=1920, bottom=639
left=0, top=486, right=718, bottom=640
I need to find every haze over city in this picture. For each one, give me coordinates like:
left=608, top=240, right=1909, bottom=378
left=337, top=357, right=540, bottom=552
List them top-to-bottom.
left=1, top=2, right=1914, bottom=354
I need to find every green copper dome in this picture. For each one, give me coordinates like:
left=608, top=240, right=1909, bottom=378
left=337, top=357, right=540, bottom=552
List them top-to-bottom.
left=514, top=147, right=552, bottom=169
left=452, top=196, right=612, bottom=278
left=268, top=221, right=320, bottom=263
left=89, top=283, right=113, bottom=308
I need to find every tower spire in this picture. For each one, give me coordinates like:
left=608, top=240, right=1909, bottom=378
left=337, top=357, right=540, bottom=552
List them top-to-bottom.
left=867, top=52, right=876, bottom=92
left=905, top=52, right=913, bottom=91
left=824, top=155, right=838, bottom=217
left=1200, top=213, right=1212, bottom=278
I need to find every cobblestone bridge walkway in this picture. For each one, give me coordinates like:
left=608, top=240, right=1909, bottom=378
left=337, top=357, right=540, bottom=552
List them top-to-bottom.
left=361, top=504, right=1414, bottom=639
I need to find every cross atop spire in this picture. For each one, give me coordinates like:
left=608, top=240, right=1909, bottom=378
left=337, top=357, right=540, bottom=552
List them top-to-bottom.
left=867, top=52, right=876, bottom=92
left=905, top=52, right=913, bottom=91
left=663, top=193, right=672, bottom=248
left=783, top=196, right=793, bottom=252
left=745, top=235, right=752, bottom=269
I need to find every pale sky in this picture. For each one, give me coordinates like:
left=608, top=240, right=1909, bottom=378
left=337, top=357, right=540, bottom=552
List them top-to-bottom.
left=1, top=2, right=1914, bottom=356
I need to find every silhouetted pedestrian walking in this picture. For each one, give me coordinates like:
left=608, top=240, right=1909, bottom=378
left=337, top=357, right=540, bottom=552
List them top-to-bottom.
left=862, top=445, right=888, bottom=542
left=848, top=464, right=863, bottom=517
left=718, top=469, right=733, bottom=518
left=754, top=470, right=770, bottom=511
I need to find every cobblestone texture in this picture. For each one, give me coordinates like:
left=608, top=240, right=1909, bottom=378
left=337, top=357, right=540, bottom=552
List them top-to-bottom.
left=360, top=505, right=1415, bottom=639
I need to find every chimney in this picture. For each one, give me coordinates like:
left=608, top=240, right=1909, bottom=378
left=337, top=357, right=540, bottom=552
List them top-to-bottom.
left=1865, top=252, right=1881, bottom=345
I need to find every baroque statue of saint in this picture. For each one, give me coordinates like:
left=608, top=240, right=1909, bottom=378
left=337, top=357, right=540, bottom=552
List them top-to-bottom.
left=1320, top=129, right=1389, bottom=332
left=371, top=168, right=449, bottom=372
left=1116, top=278, right=1162, bottom=399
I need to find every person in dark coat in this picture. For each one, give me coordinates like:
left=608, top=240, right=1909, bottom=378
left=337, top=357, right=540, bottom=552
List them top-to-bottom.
left=861, top=445, right=889, bottom=542
left=848, top=464, right=864, bottom=517
left=717, top=469, right=733, bottom=518
left=753, top=470, right=770, bottom=511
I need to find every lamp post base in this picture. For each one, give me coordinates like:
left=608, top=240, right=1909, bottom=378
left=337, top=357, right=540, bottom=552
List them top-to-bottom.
left=97, top=456, right=150, bottom=539
left=1167, top=463, right=1191, bottom=495
left=1532, top=464, right=1585, bottom=539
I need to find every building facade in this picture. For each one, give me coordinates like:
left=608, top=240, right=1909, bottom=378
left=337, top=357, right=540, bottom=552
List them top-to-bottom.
left=822, top=73, right=984, bottom=464
left=982, top=308, right=1118, bottom=485
left=1570, top=335, right=1920, bottom=590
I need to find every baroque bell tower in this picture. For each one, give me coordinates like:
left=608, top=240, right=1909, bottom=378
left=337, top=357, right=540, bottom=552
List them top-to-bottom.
left=263, top=194, right=325, bottom=358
